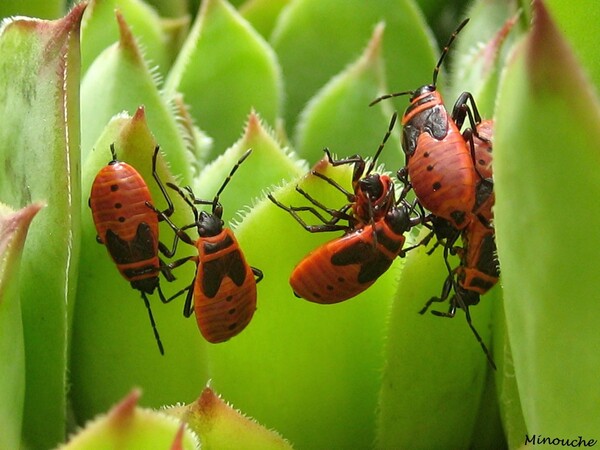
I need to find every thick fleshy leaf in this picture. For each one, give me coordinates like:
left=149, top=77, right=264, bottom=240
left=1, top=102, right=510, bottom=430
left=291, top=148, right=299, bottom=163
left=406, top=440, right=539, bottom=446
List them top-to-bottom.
left=0, top=0, right=63, bottom=19
left=81, top=0, right=171, bottom=76
left=139, top=0, right=188, bottom=19
left=164, top=0, right=282, bottom=159
left=239, top=0, right=290, bottom=39
left=271, top=0, right=436, bottom=128
left=494, top=0, right=600, bottom=437
left=545, top=0, right=600, bottom=90
left=0, top=5, right=84, bottom=448
left=448, top=6, right=522, bottom=117
left=80, top=10, right=192, bottom=180
left=295, top=23, right=403, bottom=170
left=72, top=107, right=209, bottom=423
left=191, top=110, right=304, bottom=222
left=206, top=158, right=400, bottom=449
left=0, top=203, right=44, bottom=450
left=376, top=240, right=493, bottom=448
left=493, top=300, right=528, bottom=450
left=468, top=345, right=507, bottom=450
left=166, top=387, right=293, bottom=450
left=59, top=390, right=199, bottom=449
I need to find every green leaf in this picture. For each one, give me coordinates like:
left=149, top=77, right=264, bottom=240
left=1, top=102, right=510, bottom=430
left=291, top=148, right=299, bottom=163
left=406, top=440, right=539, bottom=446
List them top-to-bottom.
left=0, top=0, right=63, bottom=19
left=81, top=0, right=171, bottom=77
left=143, top=0, right=189, bottom=18
left=164, top=0, right=282, bottom=159
left=239, top=0, right=290, bottom=39
left=271, top=0, right=436, bottom=129
left=494, top=0, right=600, bottom=436
left=545, top=0, right=600, bottom=90
left=0, top=5, right=85, bottom=448
left=448, top=5, right=522, bottom=117
left=80, top=10, right=192, bottom=180
left=294, top=23, right=403, bottom=170
left=72, top=107, right=210, bottom=423
left=191, top=111, right=303, bottom=222
left=207, top=159, right=400, bottom=449
left=0, top=203, right=44, bottom=450
left=376, top=241, right=493, bottom=448
left=493, top=300, right=528, bottom=450
left=468, top=347, right=507, bottom=450
left=166, top=387, right=293, bottom=450
left=59, top=390, right=199, bottom=449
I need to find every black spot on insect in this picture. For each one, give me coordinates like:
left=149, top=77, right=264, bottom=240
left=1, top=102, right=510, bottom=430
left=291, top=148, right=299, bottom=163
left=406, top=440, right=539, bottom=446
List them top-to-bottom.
left=427, top=165, right=434, bottom=171
left=432, top=182, right=442, bottom=191
left=111, top=184, right=119, bottom=192
left=114, top=202, right=122, bottom=209
left=118, top=216, right=126, bottom=223
left=228, top=322, right=237, bottom=331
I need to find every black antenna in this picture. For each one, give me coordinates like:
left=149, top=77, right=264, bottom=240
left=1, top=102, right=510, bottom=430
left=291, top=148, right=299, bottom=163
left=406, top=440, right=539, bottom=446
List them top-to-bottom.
left=369, top=18, right=470, bottom=106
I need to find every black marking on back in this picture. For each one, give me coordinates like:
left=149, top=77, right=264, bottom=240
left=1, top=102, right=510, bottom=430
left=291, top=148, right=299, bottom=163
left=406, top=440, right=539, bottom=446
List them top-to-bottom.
left=105, top=222, right=156, bottom=264
left=475, top=233, right=500, bottom=278
left=202, top=234, right=234, bottom=255
left=330, top=240, right=393, bottom=284
left=202, top=249, right=247, bottom=298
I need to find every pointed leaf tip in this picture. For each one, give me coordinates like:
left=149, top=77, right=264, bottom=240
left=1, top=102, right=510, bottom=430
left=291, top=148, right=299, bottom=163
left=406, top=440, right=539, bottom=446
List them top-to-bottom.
left=58, top=2, right=88, bottom=34
left=115, top=10, right=143, bottom=63
left=362, top=22, right=385, bottom=65
left=132, top=104, right=146, bottom=121
left=245, top=110, right=262, bottom=136
left=0, top=203, right=45, bottom=251
left=197, top=386, right=219, bottom=420
left=108, top=389, right=141, bottom=426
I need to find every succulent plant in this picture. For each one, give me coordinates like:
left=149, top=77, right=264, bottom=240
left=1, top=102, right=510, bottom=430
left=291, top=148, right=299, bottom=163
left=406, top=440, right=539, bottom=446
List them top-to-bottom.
left=0, top=0, right=599, bottom=449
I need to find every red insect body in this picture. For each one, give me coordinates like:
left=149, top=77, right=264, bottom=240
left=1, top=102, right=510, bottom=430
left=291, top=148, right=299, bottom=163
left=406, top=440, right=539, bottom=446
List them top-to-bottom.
left=371, top=19, right=481, bottom=230
left=402, top=93, right=478, bottom=229
left=269, top=113, right=420, bottom=304
left=419, top=118, right=498, bottom=369
left=471, top=119, right=495, bottom=224
left=89, top=144, right=173, bottom=355
left=150, top=150, right=262, bottom=344
left=91, top=160, right=160, bottom=285
left=290, top=206, right=409, bottom=304
left=455, top=219, right=499, bottom=300
left=191, top=224, right=259, bottom=343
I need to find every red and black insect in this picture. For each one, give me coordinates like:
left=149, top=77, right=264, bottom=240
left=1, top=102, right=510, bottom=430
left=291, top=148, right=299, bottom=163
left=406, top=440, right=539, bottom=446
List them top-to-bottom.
left=370, top=19, right=487, bottom=232
left=266, top=111, right=399, bottom=237
left=317, top=112, right=400, bottom=225
left=268, top=114, right=422, bottom=303
left=422, top=118, right=495, bottom=251
left=421, top=119, right=498, bottom=368
left=470, top=119, right=494, bottom=224
left=89, top=144, right=174, bottom=355
left=148, top=149, right=263, bottom=344
left=269, top=193, right=421, bottom=304
left=420, top=216, right=499, bottom=369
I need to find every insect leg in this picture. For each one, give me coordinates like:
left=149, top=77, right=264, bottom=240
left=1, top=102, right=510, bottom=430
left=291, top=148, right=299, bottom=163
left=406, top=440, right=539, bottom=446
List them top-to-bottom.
left=151, top=145, right=175, bottom=218
left=267, top=193, right=350, bottom=233
left=252, top=267, right=264, bottom=283
left=419, top=273, right=454, bottom=315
